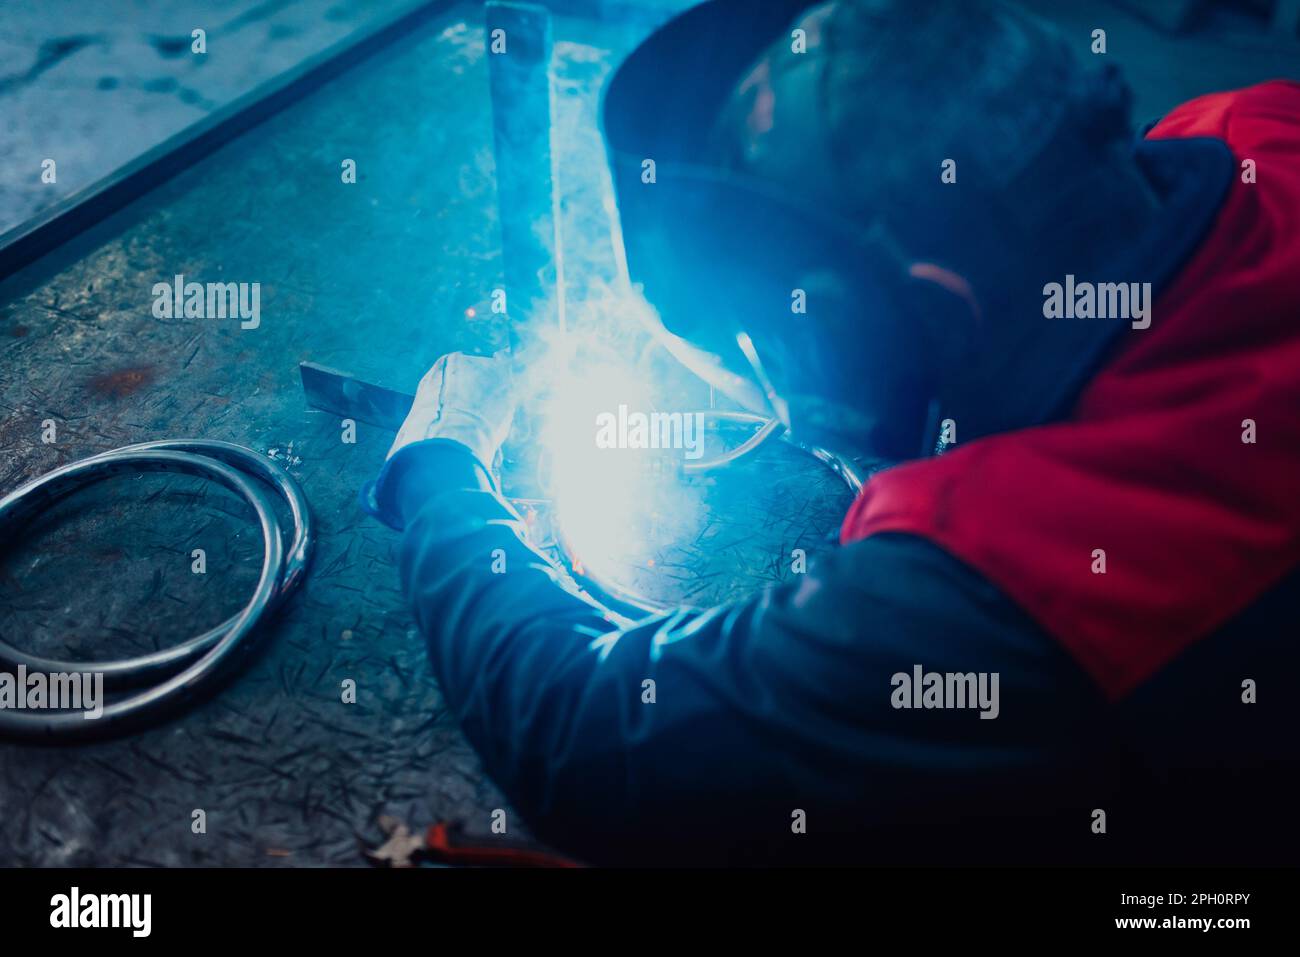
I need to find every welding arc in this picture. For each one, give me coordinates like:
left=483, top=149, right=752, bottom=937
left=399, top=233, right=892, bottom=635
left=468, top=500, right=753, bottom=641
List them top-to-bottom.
left=558, top=411, right=864, bottom=619
left=0, top=440, right=313, bottom=740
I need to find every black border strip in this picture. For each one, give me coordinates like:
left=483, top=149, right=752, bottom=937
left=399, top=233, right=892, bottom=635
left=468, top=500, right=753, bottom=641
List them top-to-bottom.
left=4, top=865, right=1295, bottom=941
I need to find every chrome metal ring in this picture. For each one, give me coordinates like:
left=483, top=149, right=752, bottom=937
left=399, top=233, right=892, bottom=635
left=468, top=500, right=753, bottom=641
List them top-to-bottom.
left=0, top=441, right=313, bottom=739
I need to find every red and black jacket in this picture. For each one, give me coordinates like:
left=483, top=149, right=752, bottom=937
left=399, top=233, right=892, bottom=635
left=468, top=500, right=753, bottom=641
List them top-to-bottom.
left=371, top=83, right=1300, bottom=865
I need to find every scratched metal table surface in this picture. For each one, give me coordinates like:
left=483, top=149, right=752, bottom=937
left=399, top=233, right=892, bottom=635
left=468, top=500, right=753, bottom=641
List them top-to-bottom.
left=0, top=2, right=852, bottom=866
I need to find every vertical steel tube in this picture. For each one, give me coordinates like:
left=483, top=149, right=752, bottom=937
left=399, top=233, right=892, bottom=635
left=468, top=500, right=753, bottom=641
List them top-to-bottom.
left=486, top=1, right=566, bottom=352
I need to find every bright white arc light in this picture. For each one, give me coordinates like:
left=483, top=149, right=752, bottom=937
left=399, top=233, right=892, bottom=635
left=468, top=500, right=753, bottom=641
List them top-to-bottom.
left=539, top=357, right=698, bottom=587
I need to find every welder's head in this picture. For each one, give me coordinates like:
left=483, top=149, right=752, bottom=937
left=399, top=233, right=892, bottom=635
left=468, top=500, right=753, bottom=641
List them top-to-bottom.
left=602, top=0, right=1140, bottom=458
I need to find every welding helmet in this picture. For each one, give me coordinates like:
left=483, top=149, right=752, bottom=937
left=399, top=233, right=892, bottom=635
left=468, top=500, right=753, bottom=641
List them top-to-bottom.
left=600, top=0, right=1151, bottom=460
left=601, top=0, right=960, bottom=459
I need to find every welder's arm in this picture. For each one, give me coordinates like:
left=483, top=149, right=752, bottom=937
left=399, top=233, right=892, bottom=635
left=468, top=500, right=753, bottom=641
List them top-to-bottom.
left=372, top=440, right=1109, bottom=865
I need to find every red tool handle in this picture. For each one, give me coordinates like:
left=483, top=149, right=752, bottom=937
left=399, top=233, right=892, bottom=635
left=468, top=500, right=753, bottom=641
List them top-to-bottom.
left=425, top=822, right=581, bottom=868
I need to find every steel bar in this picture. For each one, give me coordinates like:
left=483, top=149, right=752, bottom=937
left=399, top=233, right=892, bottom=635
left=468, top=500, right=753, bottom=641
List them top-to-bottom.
left=486, top=1, right=567, bottom=347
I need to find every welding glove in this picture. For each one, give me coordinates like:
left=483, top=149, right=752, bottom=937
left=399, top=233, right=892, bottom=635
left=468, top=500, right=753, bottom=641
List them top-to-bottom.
left=388, top=351, right=517, bottom=469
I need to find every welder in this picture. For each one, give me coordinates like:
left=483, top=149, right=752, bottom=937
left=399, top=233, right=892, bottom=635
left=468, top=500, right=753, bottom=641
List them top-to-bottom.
left=366, top=0, right=1300, bottom=864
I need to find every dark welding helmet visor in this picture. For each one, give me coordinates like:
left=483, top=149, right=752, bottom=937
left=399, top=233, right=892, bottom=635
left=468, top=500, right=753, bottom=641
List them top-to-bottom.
left=601, top=0, right=940, bottom=459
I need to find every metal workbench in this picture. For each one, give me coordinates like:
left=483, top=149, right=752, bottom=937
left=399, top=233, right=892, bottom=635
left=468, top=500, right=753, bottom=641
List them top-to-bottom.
left=0, top=0, right=847, bottom=865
